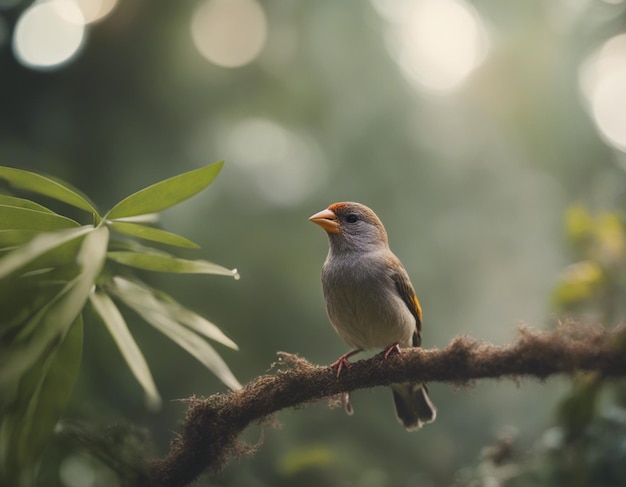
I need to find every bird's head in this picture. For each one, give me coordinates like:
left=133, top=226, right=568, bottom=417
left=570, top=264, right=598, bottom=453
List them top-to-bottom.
left=309, top=202, right=389, bottom=254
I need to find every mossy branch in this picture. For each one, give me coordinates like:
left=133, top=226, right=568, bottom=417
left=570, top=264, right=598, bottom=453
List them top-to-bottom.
left=142, top=324, right=626, bottom=487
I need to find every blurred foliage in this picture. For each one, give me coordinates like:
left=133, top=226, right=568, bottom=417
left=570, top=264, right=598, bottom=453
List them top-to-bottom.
left=1, top=0, right=626, bottom=486
left=0, top=163, right=240, bottom=486
left=455, top=206, right=626, bottom=487
left=551, top=206, right=626, bottom=486
left=553, top=206, right=626, bottom=319
left=454, top=407, right=626, bottom=487
left=53, top=419, right=156, bottom=486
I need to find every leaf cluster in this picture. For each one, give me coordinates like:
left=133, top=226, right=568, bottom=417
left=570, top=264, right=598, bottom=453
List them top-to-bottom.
left=0, top=162, right=240, bottom=486
left=553, top=205, right=626, bottom=317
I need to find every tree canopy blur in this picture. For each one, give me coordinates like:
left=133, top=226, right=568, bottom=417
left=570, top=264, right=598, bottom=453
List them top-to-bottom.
left=1, top=0, right=625, bottom=486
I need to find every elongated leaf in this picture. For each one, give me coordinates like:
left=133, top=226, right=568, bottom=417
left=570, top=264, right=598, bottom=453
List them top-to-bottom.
left=105, top=161, right=224, bottom=219
left=0, top=166, right=99, bottom=216
left=0, top=195, right=55, bottom=213
left=0, top=205, right=79, bottom=231
left=111, top=213, right=160, bottom=224
left=109, top=221, right=200, bottom=249
left=0, top=226, right=93, bottom=278
left=68, top=226, right=109, bottom=310
left=0, top=227, right=108, bottom=400
left=0, top=230, right=38, bottom=248
left=4, top=238, right=84, bottom=287
left=107, top=238, right=170, bottom=255
left=107, top=251, right=238, bottom=277
left=0, top=273, right=66, bottom=339
left=110, top=277, right=241, bottom=391
left=0, top=283, right=75, bottom=403
left=151, top=287, right=238, bottom=350
left=89, top=291, right=161, bottom=409
left=145, top=311, right=241, bottom=391
left=0, top=316, right=83, bottom=484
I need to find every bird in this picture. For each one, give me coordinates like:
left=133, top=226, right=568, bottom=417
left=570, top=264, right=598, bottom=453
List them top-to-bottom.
left=309, top=201, right=436, bottom=430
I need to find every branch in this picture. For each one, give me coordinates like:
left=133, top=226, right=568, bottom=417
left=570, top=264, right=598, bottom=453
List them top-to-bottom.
left=142, top=324, right=626, bottom=487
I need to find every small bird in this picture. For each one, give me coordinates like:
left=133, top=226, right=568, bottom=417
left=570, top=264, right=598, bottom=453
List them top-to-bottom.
left=309, top=202, right=436, bottom=430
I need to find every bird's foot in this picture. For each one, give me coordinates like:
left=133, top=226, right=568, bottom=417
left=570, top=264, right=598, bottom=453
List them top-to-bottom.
left=382, top=342, right=401, bottom=360
left=330, top=349, right=361, bottom=378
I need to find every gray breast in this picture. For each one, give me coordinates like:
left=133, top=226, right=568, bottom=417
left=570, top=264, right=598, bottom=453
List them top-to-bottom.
left=322, top=253, right=415, bottom=350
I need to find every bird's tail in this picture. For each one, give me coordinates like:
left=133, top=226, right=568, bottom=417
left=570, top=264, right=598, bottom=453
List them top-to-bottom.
left=391, top=383, right=437, bottom=431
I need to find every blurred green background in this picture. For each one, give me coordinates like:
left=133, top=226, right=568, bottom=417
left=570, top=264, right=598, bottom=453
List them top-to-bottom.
left=1, top=0, right=626, bottom=485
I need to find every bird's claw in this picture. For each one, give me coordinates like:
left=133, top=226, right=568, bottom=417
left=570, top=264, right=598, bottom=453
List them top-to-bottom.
left=382, top=342, right=401, bottom=360
left=330, top=349, right=361, bottom=378
left=331, top=356, right=353, bottom=378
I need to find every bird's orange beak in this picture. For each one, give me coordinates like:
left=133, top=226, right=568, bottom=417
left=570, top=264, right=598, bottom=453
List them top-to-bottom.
left=309, top=208, right=340, bottom=234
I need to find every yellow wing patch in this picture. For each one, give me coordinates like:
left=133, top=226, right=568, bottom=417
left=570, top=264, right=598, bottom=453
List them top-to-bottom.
left=411, top=294, right=423, bottom=323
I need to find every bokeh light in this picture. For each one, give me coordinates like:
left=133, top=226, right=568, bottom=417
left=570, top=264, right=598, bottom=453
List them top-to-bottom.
left=12, top=0, right=86, bottom=70
left=66, top=0, right=118, bottom=24
left=190, top=0, right=267, bottom=68
left=375, top=0, right=489, bottom=93
left=3, top=1, right=626, bottom=485
left=579, top=33, right=626, bottom=153
left=221, top=118, right=326, bottom=206
left=59, top=453, right=120, bottom=487
left=59, top=455, right=96, bottom=487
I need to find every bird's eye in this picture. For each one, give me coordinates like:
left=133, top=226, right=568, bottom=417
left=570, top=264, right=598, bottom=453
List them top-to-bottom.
left=346, top=214, right=359, bottom=223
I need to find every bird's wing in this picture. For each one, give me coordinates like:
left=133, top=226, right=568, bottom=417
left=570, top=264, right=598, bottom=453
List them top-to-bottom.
left=391, top=270, right=423, bottom=347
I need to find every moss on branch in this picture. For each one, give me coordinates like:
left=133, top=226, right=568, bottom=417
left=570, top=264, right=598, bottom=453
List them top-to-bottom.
left=142, top=324, right=626, bottom=487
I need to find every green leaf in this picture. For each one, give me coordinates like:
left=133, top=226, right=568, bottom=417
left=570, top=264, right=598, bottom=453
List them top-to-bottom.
left=105, top=161, right=224, bottom=219
left=0, top=166, right=99, bottom=216
left=0, top=195, right=56, bottom=214
left=0, top=205, right=79, bottom=231
left=566, top=205, right=593, bottom=243
left=594, top=212, right=625, bottom=263
left=111, top=213, right=160, bottom=224
left=109, top=221, right=200, bottom=249
left=68, top=225, right=109, bottom=308
left=0, top=226, right=93, bottom=279
left=0, top=227, right=108, bottom=401
left=0, top=230, right=38, bottom=249
left=107, top=238, right=169, bottom=255
left=107, top=251, right=239, bottom=277
left=552, top=260, right=603, bottom=308
left=0, top=273, right=67, bottom=339
left=110, top=277, right=241, bottom=391
left=0, top=285, right=74, bottom=404
left=151, top=287, right=238, bottom=350
left=89, top=291, right=161, bottom=409
left=0, top=316, right=83, bottom=485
